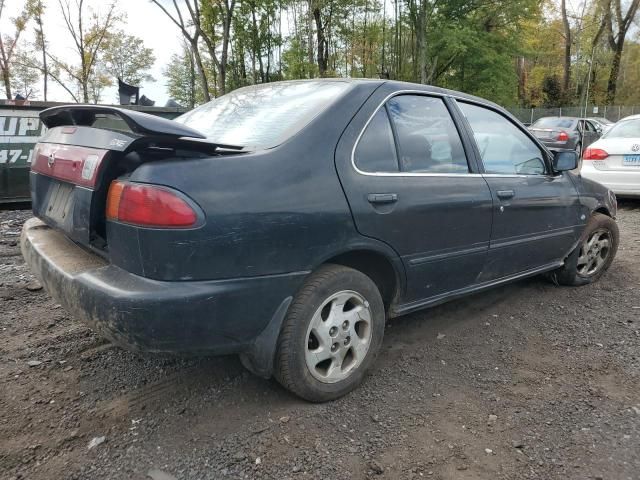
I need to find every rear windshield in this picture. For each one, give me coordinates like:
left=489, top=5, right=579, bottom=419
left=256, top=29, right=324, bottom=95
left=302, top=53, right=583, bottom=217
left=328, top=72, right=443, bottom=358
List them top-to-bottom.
left=175, top=81, right=351, bottom=149
left=532, top=117, right=575, bottom=129
left=592, top=117, right=612, bottom=125
left=603, top=119, right=640, bottom=139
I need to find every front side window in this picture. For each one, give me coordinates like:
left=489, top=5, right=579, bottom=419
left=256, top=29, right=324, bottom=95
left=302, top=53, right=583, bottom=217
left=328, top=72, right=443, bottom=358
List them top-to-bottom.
left=175, top=81, right=351, bottom=149
left=386, top=95, right=469, bottom=173
left=459, top=102, right=547, bottom=175
left=354, top=108, right=399, bottom=172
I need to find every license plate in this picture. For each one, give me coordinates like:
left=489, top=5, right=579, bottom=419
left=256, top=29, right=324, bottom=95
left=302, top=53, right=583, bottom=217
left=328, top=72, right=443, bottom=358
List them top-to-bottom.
left=623, top=154, right=640, bottom=165
left=46, top=182, right=74, bottom=223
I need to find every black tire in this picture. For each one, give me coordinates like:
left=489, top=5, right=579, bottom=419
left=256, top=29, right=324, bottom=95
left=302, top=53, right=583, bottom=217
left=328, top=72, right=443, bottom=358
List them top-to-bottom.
left=554, top=213, right=619, bottom=286
left=274, top=264, right=385, bottom=402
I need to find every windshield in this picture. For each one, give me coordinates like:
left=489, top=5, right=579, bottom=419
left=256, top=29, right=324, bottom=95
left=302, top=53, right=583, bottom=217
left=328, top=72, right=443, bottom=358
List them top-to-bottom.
left=175, top=81, right=351, bottom=149
left=532, top=117, right=575, bottom=129
left=603, top=119, right=640, bottom=139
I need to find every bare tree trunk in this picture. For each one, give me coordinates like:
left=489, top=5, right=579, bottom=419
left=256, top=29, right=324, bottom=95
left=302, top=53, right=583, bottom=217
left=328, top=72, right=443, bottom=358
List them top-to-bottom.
left=307, top=0, right=315, bottom=75
left=362, top=0, right=368, bottom=77
left=561, top=0, right=571, bottom=93
left=605, top=0, right=640, bottom=104
left=313, top=7, right=328, bottom=76
left=191, top=38, right=210, bottom=100
left=606, top=42, right=623, bottom=105
left=516, top=57, right=527, bottom=105
left=1, top=66, right=11, bottom=99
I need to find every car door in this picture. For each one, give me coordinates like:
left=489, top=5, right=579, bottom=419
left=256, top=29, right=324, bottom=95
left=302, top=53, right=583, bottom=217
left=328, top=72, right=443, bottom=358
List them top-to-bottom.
left=335, top=91, right=493, bottom=306
left=455, top=101, right=584, bottom=280
left=583, top=120, right=600, bottom=147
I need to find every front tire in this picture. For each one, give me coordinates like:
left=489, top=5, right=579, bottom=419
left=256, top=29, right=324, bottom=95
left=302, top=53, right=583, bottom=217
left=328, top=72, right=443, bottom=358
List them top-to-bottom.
left=554, top=213, right=619, bottom=286
left=274, top=264, right=385, bottom=402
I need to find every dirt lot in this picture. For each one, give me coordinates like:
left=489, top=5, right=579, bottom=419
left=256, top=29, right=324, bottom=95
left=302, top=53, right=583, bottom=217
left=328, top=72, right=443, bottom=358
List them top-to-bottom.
left=1, top=203, right=639, bottom=480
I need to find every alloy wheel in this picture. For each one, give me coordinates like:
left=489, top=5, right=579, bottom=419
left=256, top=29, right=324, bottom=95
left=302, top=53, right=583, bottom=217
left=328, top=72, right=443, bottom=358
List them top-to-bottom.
left=577, top=228, right=612, bottom=277
left=305, top=290, right=373, bottom=384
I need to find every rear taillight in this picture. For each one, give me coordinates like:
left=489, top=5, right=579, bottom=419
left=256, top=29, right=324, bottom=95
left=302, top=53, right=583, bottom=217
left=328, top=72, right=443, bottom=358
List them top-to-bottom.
left=557, top=131, right=569, bottom=141
left=582, top=148, right=609, bottom=161
left=106, top=181, right=198, bottom=228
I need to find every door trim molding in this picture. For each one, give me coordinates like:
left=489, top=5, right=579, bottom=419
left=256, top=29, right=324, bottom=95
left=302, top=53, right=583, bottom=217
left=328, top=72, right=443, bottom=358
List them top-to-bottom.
left=489, top=226, right=579, bottom=250
left=392, top=260, right=563, bottom=317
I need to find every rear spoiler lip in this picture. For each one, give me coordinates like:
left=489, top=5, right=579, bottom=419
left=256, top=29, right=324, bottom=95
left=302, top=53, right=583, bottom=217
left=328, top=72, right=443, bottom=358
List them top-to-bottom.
left=39, top=104, right=206, bottom=139
left=39, top=105, right=245, bottom=153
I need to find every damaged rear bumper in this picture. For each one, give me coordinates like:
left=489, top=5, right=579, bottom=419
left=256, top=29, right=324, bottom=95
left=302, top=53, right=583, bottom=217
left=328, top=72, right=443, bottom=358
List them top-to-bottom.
left=20, top=218, right=305, bottom=370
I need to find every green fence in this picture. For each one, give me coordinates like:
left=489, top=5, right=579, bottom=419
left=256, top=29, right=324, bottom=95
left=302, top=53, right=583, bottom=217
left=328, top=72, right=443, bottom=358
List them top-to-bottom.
left=0, top=101, right=186, bottom=204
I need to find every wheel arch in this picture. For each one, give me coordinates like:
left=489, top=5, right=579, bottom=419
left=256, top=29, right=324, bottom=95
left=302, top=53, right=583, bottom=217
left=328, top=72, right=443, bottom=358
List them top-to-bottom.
left=594, top=206, right=613, bottom=217
left=319, top=247, right=405, bottom=313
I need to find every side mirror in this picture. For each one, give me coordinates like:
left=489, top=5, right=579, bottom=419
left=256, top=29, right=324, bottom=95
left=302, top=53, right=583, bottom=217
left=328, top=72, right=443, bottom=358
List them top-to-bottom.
left=552, top=150, right=579, bottom=172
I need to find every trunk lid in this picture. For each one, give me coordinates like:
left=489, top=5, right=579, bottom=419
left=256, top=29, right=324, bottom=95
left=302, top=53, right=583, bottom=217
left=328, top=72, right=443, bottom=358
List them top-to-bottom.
left=30, top=105, right=240, bottom=253
left=529, top=128, right=561, bottom=141
left=588, top=138, right=640, bottom=171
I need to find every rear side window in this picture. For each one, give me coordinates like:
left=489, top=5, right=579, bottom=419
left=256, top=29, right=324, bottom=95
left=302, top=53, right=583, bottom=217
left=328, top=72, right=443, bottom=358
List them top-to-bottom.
left=386, top=95, right=469, bottom=173
left=459, top=102, right=546, bottom=175
left=354, top=108, right=399, bottom=172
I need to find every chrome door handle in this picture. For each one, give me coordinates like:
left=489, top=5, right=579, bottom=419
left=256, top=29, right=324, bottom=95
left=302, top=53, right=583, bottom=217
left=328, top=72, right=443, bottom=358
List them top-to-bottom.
left=496, top=190, right=515, bottom=199
left=367, top=193, right=398, bottom=204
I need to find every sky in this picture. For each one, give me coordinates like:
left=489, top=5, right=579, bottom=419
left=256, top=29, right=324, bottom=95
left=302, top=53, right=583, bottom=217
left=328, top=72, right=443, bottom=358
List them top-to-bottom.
left=0, top=0, right=184, bottom=105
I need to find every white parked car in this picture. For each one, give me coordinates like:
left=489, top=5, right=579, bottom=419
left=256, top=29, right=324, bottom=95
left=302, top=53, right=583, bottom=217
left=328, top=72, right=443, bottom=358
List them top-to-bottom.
left=582, top=117, right=640, bottom=197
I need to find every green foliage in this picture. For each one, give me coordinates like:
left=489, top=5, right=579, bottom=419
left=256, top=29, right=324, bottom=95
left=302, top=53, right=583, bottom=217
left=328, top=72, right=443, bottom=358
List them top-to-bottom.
left=101, top=31, right=156, bottom=85
left=164, top=45, right=205, bottom=108
left=10, top=51, right=39, bottom=98
left=542, top=74, right=563, bottom=107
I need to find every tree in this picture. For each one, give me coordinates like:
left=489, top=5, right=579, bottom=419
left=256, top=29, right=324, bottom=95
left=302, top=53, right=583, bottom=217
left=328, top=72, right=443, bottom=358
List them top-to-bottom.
left=0, top=0, right=34, bottom=99
left=29, top=0, right=48, bottom=101
left=50, top=0, right=120, bottom=103
left=150, top=0, right=212, bottom=101
left=201, top=0, right=238, bottom=95
left=560, top=0, right=572, bottom=93
left=604, top=0, right=640, bottom=104
left=101, top=31, right=155, bottom=85
left=164, top=43, right=204, bottom=108
left=10, top=51, right=38, bottom=99
left=542, top=74, right=563, bottom=107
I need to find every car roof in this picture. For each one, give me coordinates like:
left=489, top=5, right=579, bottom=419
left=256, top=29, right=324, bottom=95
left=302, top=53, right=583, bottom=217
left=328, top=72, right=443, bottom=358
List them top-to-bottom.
left=269, top=78, right=505, bottom=110
left=535, top=116, right=581, bottom=121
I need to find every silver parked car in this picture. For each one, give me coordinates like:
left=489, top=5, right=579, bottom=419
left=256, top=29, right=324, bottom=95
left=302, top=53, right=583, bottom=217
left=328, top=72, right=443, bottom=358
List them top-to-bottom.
left=528, top=117, right=601, bottom=154
left=588, top=117, right=614, bottom=134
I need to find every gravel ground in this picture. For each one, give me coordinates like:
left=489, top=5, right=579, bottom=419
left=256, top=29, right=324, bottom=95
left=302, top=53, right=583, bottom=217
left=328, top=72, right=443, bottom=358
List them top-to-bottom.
left=1, top=202, right=639, bottom=480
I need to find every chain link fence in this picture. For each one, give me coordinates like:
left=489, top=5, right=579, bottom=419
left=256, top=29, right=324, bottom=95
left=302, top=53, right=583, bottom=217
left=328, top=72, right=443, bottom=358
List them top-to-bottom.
left=507, top=106, right=639, bottom=124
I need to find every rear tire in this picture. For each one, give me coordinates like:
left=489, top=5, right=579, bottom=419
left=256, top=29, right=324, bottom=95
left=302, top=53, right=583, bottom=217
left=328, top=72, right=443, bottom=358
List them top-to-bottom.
left=554, top=213, right=619, bottom=286
left=274, top=264, right=385, bottom=402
